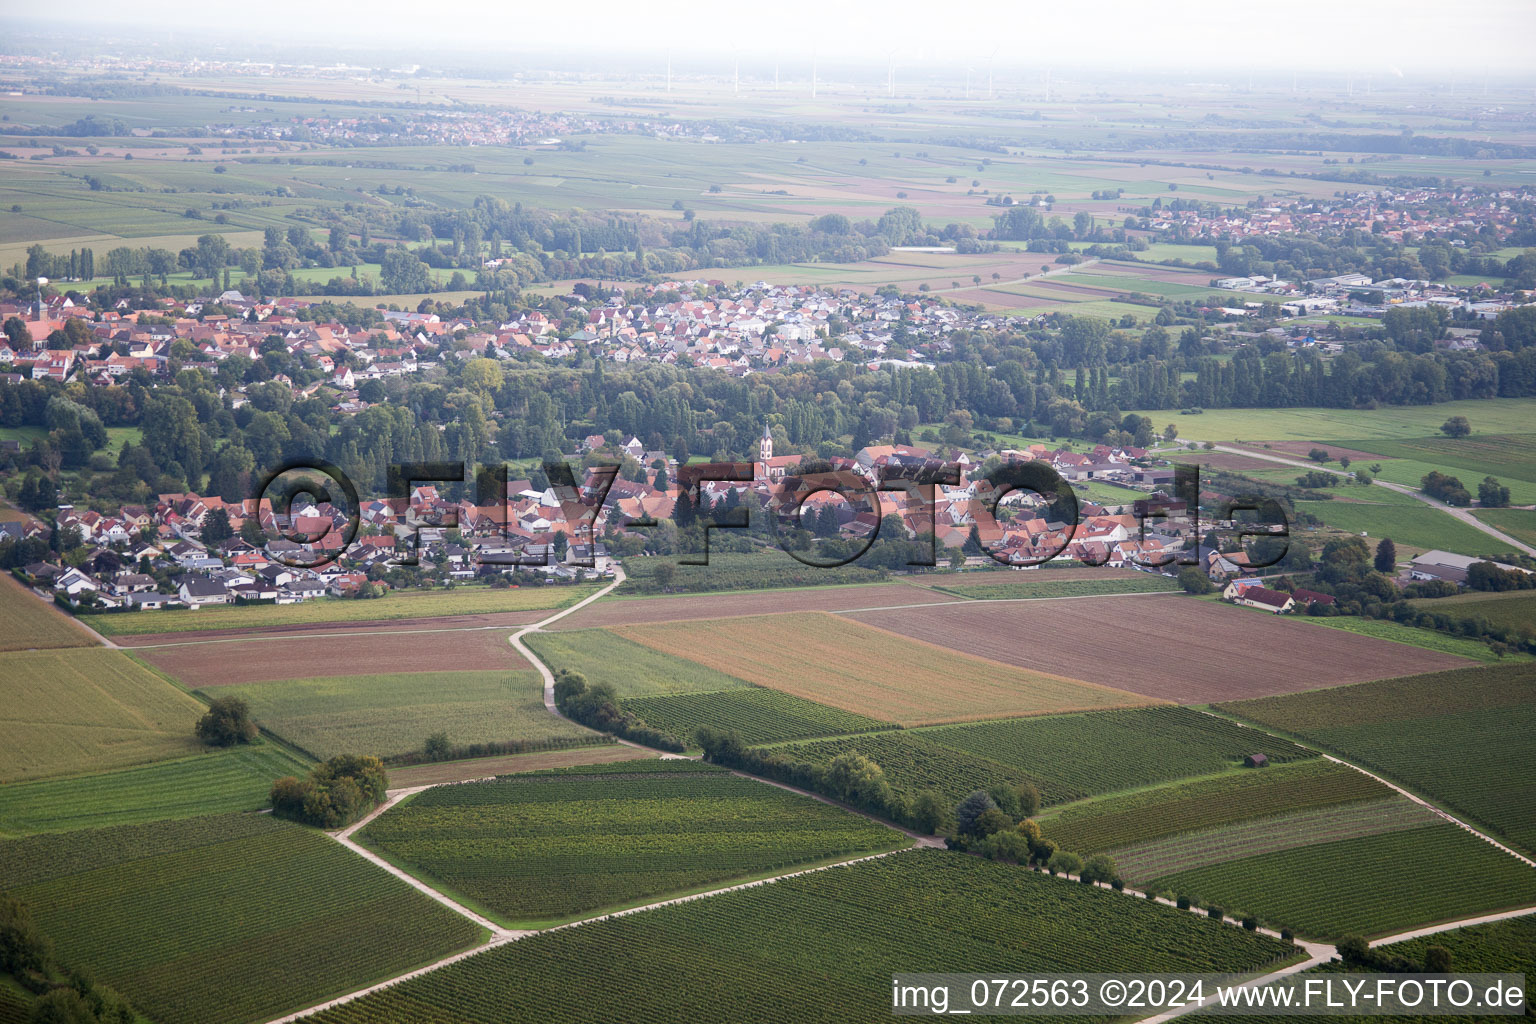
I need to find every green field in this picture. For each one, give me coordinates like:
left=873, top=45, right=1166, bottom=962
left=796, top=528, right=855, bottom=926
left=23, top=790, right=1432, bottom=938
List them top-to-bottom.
left=1141, top=399, right=1536, bottom=443
left=1333, top=433, right=1536, bottom=485
left=1359, top=458, right=1536, bottom=506
left=1296, top=500, right=1504, bottom=557
left=1472, top=508, right=1536, bottom=550
left=619, top=550, right=888, bottom=595
left=0, top=575, right=97, bottom=652
left=925, top=575, right=1179, bottom=601
left=78, top=583, right=598, bottom=636
left=1408, top=590, right=1536, bottom=639
left=1295, top=615, right=1513, bottom=663
left=523, top=628, right=753, bottom=697
left=0, top=648, right=207, bottom=782
left=1219, top=663, right=1536, bottom=854
left=209, top=670, right=601, bottom=760
left=621, top=688, right=890, bottom=746
left=919, top=706, right=1317, bottom=805
left=0, top=742, right=312, bottom=836
left=1040, top=759, right=1389, bottom=856
left=357, top=761, right=905, bottom=925
left=1117, top=796, right=1441, bottom=885
left=0, top=813, right=486, bottom=1024
left=1147, top=824, right=1536, bottom=939
left=304, top=851, right=1295, bottom=1024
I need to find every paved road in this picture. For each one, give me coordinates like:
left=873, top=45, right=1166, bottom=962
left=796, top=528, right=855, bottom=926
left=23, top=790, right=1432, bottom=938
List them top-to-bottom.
left=1201, top=443, right=1536, bottom=558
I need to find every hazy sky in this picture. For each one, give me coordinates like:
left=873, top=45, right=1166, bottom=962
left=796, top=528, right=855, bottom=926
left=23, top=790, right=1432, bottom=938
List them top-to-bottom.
left=17, top=0, right=1536, bottom=75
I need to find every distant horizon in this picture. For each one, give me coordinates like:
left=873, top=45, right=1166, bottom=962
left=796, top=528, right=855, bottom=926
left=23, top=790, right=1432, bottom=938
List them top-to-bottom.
left=3, top=0, right=1536, bottom=78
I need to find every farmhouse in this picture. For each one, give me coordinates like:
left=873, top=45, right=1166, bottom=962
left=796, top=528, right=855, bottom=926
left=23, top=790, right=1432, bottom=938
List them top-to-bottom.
left=1409, top=549, right=1534, bottom=585
left=1233, top=586, right=1294, bottom=614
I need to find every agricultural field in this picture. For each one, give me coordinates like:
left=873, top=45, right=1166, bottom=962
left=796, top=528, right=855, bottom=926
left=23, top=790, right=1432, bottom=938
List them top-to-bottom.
left=1138, top=398, right=1536, bottom=444
left=1332, top=433, right=1536, bottom=486
left=1353, top=458, right=1536, bottom=507
left=1295, top=500, right=1503, bottom=557
left=1472, top=508, right=1536, bottom=550
left=620, top=550, right=890, bottom=595
left=923, top=572, right=1180, bottom=601
left=0, top=575, right=98, bottom=652
left=78, top=582, right=598, bottom=636
left=551, top=582, right=938, bottom=630
left=1408, top=590, right=1536, bottom=639
left=841, top=595, right=1464, bottom=703
left=617, top=611, right=1154, bottom=726
left=1291, top=615, right=1518, bottom=663
left=137, top=626, right=535, bottom=686
left=524, top=628, right=753, bottom=697
left=0, top=649, right=207, bottom=782
left=1219, top=663, right=1536, bottom=854
left=207, top=670, right=602, bottom=761
left=621, top=687, right=890, bottom=746
left=919, top=706, right=1317, bottom=805
left=769, top=730, right=1035, bottom=807
left=0, top=742, right=311, bottom=836
left=386, top=745, right=655, bottom=788
left=1040, top=759, right=1390, bottom=855
left=357, top=761, right=905, bottom=925
left=1114, top=797, right=1441, bottom=885
left=0, top=813, right=486, bottom=1024
left=1146, top=823, right=1536, bottom=939
left=305, top=851, right=1295, bottom=1024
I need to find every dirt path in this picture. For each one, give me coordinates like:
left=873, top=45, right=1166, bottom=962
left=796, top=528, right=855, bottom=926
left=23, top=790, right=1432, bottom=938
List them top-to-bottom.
left=926, top=256, right=1103, bottom=297
left=1201, top=443, right=1536, bottom=557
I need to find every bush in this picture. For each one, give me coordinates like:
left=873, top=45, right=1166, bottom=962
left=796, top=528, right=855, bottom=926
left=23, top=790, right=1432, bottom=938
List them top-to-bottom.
left=1178, top=567, right=1215, bottom=594
left=553, top=669, right=684, bottom=752
left=195, top=696, right=258, bottom=747
left=423, top=732, right=451, bottom=760
left=270, top=754, right=387, bottom=829
left=0, top=895, right=50, bottom=975
left=1176, top=895, right=1192, bottom=910
left=1207, top=906, right=1224, bottom=920
left=1241, top=915, right=1259, bottom=931
left=1280, top=928, right=1294, bottom=943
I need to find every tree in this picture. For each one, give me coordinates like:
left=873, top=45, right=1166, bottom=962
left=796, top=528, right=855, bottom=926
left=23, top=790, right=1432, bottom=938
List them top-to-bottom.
left=380, top=248, right=430, bottom=293
left=1440, top=416, right=1472, bottom=438
left=1164, top=424, right=1178, bottom=442
left=1308, top=448, right=1331, bottom=463
left=1421, top=470, right=1471, bottom=506
left=1478, top=476, right=1511, bottom=508
left=200, top=507, right=232, bottom=546
left=240, top=515, right=267, bottom=547
left=1373, top=537, right=1397, bottom=574
left=651, top=562, right=676, bottom=591
left=1178, top=566, right=1214, bottom=594
left=195, top=696, right=258, bottom=746
left=424, top=732, right=451, bottom=760
left=824, top=751, right=892, bottom=807
left=1014, top=780, right=1041, bottom=818
left=910, top=790, right=953, bottom=835
left=954, top=790, right=998, bottom=835
left=971, top=807, right=1014, bottom=838
left=977, top=828, right=1031, bottom=863
left=1047, top=850, right=1084, bottom=877
left=1081, top=853, right=1119, bottom=885
left=0, top=895, right=50, bottom=975
left=1336, top=935, right=1370, bottom=965
left=1423, top=945, right=1452, bottom=973
left=28, top=988, right=96, bottom=1024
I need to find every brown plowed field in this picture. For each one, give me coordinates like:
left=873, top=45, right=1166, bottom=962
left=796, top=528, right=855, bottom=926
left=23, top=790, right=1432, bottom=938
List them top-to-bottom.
left=906, top=567, right=1153, bottom=590
left=548, top=583, right=943, bottom=630
left=840, top=596, right=1470, bottom=704
left=112, top=609, right=548, bottom=647
left=137, top=629, right=532, bottom=687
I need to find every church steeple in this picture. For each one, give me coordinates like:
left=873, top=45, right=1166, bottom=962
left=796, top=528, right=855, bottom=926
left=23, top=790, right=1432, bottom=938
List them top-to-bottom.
left=759, top=422, right=773, bottom=463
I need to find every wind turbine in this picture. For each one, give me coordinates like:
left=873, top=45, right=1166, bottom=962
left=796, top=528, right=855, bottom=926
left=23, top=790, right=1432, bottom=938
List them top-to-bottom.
left=987, top=45, right=998, bottom=99
left=887, top=49, right=896, bottom=98
left=666, top=52, right=672, bottom=94
left=811, top=53, right=818, bottom=100
left=965, top=66, right=972, bottom=100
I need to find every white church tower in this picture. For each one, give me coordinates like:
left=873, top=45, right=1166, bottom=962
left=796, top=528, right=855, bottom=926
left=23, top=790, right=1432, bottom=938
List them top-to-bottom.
left=759, top=422, right=773, bottom=463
